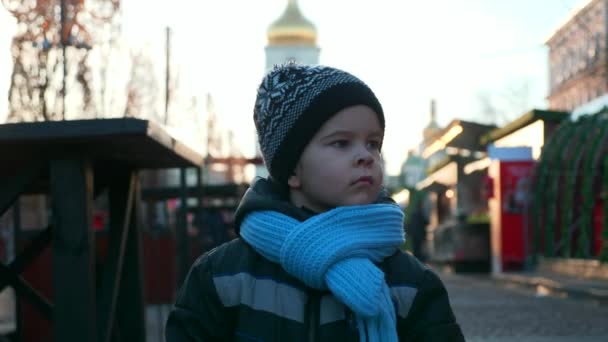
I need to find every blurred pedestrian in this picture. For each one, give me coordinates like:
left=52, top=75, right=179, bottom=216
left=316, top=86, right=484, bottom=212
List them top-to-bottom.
left=409, top=200, right=429, bottom=262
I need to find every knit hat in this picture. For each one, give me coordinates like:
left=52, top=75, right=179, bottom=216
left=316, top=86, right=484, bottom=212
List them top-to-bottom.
left=253, top=63, right=384, bottom=184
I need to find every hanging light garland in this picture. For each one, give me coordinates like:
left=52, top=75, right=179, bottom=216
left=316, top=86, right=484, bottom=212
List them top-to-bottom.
left=531, top=108, right=608, bottom=260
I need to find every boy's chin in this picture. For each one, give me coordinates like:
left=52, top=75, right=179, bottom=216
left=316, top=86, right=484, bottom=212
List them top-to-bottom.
left=341, top=194, right=378, bottom=207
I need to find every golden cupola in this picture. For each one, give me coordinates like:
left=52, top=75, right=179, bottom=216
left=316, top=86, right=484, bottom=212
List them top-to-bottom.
left=267, top=0, right=317, bottom=46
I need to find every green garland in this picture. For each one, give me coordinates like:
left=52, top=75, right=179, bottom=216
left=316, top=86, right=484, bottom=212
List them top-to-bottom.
left=530, top=110, right=607, bottom=261
left=578, top=115, right=607, bottom=258
left=564, top=116, right=597, bottom=257
left=560, top=117, right=590, bottom=257
left=545, top=120, right=577, bottom=256
left=532, top=121, right=570, bottom=256
left=531, top=136, right=551, bottom=255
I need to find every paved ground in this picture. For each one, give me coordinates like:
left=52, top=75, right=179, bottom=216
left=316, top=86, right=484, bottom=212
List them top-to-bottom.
left=1, top=232, right=604, bottom=342
left=146, top=271, right=608, bottom=342
left=439, top=271, right=608, bottom=342
left=0, top=272, right=608, bottom=342
left=0, top=289, right=15, bottom=336
left=147, top=304, right=171, bottom=342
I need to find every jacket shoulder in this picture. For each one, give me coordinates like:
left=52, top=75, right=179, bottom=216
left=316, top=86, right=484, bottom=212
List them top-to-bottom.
left=195, top=237, right=304, bottom=287
left=195, top=238, right=256, bottom=274
left=382, top=249, right=429, bottom=286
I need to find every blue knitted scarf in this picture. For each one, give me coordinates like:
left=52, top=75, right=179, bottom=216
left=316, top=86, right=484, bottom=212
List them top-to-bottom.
left=240, top=204, right=405, bottom=342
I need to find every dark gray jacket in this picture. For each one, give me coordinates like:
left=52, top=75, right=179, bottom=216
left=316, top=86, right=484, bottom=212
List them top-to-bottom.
left=166, top=178, right=465, bottom=341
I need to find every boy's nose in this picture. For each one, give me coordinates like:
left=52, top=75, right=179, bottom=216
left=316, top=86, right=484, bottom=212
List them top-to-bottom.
left=355, top=151, right=374, bottom=167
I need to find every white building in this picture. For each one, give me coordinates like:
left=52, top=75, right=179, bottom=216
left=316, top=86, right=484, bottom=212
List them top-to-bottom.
left=256, top=0, right=320, bottom=178
left=265, top=0, right=320, bottom=71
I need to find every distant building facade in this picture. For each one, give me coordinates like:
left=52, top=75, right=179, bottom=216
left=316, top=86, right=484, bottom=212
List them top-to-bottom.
left=546, top=0, right=607, bottom=113
left=400, top=100, right=442, bottom=190
left=401, top=150, right=426, bottom=189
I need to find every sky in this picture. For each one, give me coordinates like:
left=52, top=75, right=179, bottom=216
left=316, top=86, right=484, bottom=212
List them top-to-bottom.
left=0, top=0, right=588, bottom=175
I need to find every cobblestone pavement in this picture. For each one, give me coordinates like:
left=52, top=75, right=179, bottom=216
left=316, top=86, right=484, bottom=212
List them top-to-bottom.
left=439, top=271, right=608, bottom=342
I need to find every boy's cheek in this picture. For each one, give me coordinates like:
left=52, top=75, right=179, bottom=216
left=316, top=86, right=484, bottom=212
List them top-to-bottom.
left=376, top=164, right=385, bottom=180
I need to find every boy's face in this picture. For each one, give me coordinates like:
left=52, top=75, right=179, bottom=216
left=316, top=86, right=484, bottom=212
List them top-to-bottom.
left=288, top=105, right=384, bottom=213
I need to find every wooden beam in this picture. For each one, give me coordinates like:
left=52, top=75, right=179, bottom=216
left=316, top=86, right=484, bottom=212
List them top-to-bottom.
left=205, top=156, right=263, bottom=165
left=50, top=159, right=96, bottom=342
left=0, top=162, right=43, bottom=217
left=176, top=168, right=190, bottom=287
left=97, top=172, right=135, bottom=342
left=114, top=172, right=146, bottom=341
left=141, top=184, right=247, bottom=201
left=0, top=226, right=52, bottom=292
left=0, top=263, right=52, bottom=319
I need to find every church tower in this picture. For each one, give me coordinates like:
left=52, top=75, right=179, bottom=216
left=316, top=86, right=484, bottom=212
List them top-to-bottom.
left=256, top=0, right=320, bottom=178
left=265, top=0, right=320, bottom=71
left=423, top=99, right=441, bottom=142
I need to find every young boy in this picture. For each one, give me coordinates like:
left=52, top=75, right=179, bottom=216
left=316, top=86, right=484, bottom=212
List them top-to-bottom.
left=166, top=63, right=465, bottom=341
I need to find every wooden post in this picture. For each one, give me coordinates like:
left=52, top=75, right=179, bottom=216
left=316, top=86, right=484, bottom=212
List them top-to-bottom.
left=50, top=159, right=96, bottom=342
left=176, top=168, right=189, bottom=287
left=98, top=170, right=136, bottom=342
left=115, top=172, right=146, bottom=341
left=12, top=199, right=23, bottom=341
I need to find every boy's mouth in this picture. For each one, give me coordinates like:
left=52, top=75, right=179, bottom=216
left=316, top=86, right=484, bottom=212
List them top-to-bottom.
left=352, top=176, right=374, bottom=185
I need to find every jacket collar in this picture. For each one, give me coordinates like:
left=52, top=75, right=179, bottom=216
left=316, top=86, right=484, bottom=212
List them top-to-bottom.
left=234, top=177, right=396, bottom=234
left=234, top=177, right=313, bottom=234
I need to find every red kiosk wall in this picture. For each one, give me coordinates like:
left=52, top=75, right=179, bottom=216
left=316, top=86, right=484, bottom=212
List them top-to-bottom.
left=490, top=160, right=535, bottom=271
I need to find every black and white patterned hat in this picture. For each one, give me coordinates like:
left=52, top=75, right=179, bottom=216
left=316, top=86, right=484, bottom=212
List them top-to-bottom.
left=253, top=63, right=384, bottom=184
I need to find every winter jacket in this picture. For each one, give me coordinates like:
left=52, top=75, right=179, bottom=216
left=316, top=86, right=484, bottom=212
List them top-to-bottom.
left=165, top=178, right=465, bottom=342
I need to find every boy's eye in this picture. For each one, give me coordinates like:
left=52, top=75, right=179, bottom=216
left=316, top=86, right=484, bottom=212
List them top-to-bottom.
left=330, top=139, right=349, bottom=148
left=367, top=140, right=382, bottom=151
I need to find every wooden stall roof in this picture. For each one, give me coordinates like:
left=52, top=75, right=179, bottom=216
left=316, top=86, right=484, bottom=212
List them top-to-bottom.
left=479, top=109, right=569, bottom=145
left=0, top=118, right=204, bottom=174
left=423, top=119, right=497, bottom=158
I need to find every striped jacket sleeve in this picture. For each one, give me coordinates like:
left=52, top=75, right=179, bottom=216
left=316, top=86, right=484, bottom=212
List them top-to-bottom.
left=165, top=255, right=233, bottom=342
left=398, top=269, right=465, bottom=341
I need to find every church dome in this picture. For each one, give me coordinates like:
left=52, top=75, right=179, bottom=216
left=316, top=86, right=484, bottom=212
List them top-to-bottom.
left=267, top=0, right=317, bottom=46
